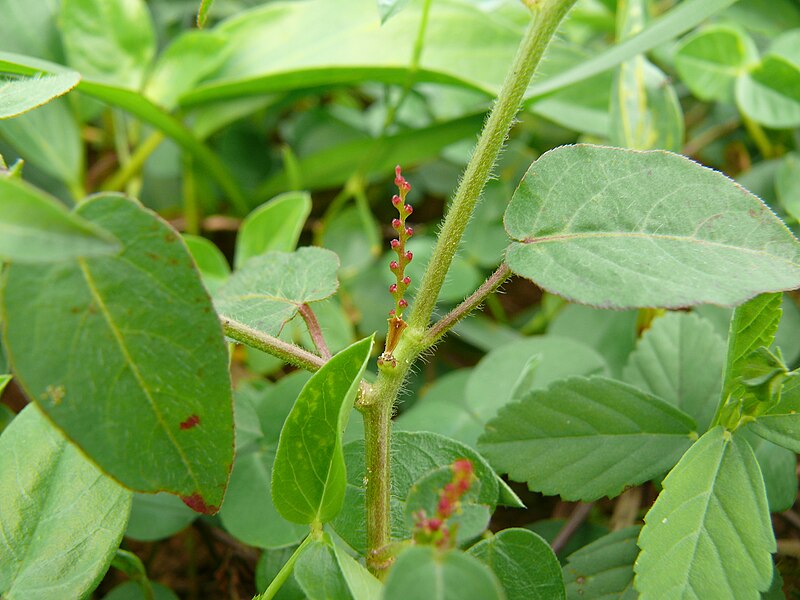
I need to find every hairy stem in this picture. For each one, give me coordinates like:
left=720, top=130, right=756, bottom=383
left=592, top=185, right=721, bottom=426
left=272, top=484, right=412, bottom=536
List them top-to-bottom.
left=358, top=0, right=578, bottom=578
left=408, top=0, right=577, bottom=331
left=423, top=263, right=512, bottom=347
left=298, top=303, right=332, bottom=359
left=220, top=316, right=325, bottom=372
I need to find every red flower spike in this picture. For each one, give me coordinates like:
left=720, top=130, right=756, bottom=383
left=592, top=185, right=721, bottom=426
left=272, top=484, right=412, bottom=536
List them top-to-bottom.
left=390, top=239, right=400, bottom=249
left=402, top=276, right=411, bottom=285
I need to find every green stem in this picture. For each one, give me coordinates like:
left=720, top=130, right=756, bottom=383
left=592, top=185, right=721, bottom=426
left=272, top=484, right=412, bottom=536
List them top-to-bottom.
left=408, top=0, right=578, bottom=331
left=357, top=3, right=577, bottom=577
left=742, top=113, right=775, bottom=159
left=102, top=131, right=165, bottom=192
left=183, top=154, right=200, bottom=236
left=220, top=316, right=325, bottom=372
left=260, top=534, right=314, bottom=600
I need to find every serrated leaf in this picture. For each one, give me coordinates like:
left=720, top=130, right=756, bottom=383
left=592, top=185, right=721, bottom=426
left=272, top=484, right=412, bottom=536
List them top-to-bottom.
left=61, top=0, right=156, bottom=89
left=675, top=24, right=757, bottom=103
left=736, top=54, right=800, bottom=129
left=0, top=72, right=80, bottom=119
left=504, top=145, right=800, bottom=309
left=0, top=176, right=120, bottom=262
left=235, top=192, right=312, bottom=269
left=2, top=195, right=233, bottom=512
left=215, top=247, right=339, bottom=337
left=719, top=293, right=783, bottom=425
left=623, top=312, right=726, bottom=432
left=272, top=336, right=373, bottom=524
left=479, top=377, right=696, bottom=501
left=0, top=404, right=132, bottom=600
left=749, top=412, right=800, bottom=453
left=634, top=427, right=775, bottom=599
left=740, top=429, right=798, bottom=512
left=333, top=431, right=503, bottom=554
left=563, top=526, right=640, bottom=600
left=469, top=528, right=565, bottom=600
left=382, top=546, right=505, bottom=600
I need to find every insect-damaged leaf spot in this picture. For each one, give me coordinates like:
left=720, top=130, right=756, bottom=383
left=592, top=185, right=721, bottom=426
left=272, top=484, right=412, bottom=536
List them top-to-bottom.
left=180, top=414, right=201, bottom=430
left=181, top=493, right=219, bottom=515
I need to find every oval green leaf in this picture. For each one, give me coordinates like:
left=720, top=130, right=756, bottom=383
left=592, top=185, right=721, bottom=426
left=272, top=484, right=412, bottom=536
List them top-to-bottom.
left=736, top=54, right=800, bottom=129
left=0, top=72, right=81, bottom=119
left=504, top=144, right=800, bottom=309
left=0, top=176, right=120, bottom=262
left=235, top=191, right=312, bottom=269
left=1, top=195, right=233, bottom=512
left=215, top=247, right=339, bottom=336
left=272, top=336, right=373, bottom=524
left=479, top=377, right=697, bottom=501
left=0, top=404, right=132, bottom=600
left=634, top=427, right=775, bottom=599
left=563, top=526, right=640, bottom=600
left=469, top=528, right=565, bottom=600
left=382, top=546, right=505, bottom=600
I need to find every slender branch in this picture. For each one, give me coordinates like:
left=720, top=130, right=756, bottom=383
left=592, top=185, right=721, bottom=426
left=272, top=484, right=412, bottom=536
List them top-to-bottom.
left=408, top=0, right=578, bottom=331
left=101, top=130, right=165, bottom=192
left=423, top=263, right=511, bottom=347
left=298, top=303, right=332, bottom=359
left=220, top=316, right=325, bottom=372
left=551, top=502, right=594, bottom=554
left=258, top=534, right=314, bottom=600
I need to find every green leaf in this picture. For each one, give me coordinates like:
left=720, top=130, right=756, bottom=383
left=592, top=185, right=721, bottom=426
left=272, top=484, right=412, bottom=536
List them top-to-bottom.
left=0, top=0, right=62, bottom=61
left=61, top=0, right=156, bottom=89
left=377, top=0, right=410, bottom=24
left=674, top=24, right=757, bottom=103
left=144, top=30, right=228, bottom=110
left=0, top=52, right=248, bottom=213
left=736, top=54, right=800, bottom=128
left=610, top=57, right=683, bottom=152
left=0, top=72, right=81, bottom=119
left=0, top=98, right=83, bottom=189
left=504, top=145, right=800, bottom=309
left=776, top=152, right=800, bottom=222
left=0, top=176, right=121, bottom=262
left=235, top=192, right=312, bottom=269
left=1, top=195, right=233, bottom=511
left=183, top=233, right=230, bottom=296
left=215, top=247, right=339, bottom=337
left=719, top=293, right=783, bottom=419
left=548, top=305, right=637, bottom=378
left=623, top=312, right=726, bottom=432
left=272, top=336, right=373, bottom=524
left=446, top=336, right=607, bottom=447
left=220, top=376, right=309, bottom=548
left=479, top=377, right=696, bottom=501
left=0, top=404, right=132, bottom=600
left=0, top=404, right=13, bottom=435
left=749, top=413, right=800, bottom=453
left=634, top=427, right=775, bottom=598
left=740, top=429, right=798, bottom=512
left=334, top=431, right=503, bottom=554
left=125, top=492, right=198, bottom=542
left=563, top=526, right=640, bottom=600
left=469, top=528, right=565, bottom=600
left=294, top=536, right=350, bottom=600
left=332, top=539, right=383, bottom=600
left=383, top=546, right=505, bottom=600
left=103, top=581, right=179, bottom=600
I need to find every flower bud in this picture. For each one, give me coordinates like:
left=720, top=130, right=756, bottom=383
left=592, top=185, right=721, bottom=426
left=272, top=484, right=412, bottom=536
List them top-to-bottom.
left=391, top=194, right=402, bottom=207
left=404, top=204, right=413, bottom=215
left=392, top=218, right=402, bottom=230
left=405, top=226, right=413, bottom=237
left=390, top=239, right=400, bottom=249
left=405, top=251, right=413, bottom=261
left=389, top=260, right=399, bottom=270
left=402, top=276, right=411, bottom=285
left=389, top=284, right=398, bottom=293
left=398, top=299, right=408, bottom=308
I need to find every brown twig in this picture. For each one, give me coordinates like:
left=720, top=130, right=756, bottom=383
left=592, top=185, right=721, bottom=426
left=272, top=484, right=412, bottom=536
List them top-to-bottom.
left=298, top=303, right=332, bottom=359
left=551, top=502, right=594, bottom=554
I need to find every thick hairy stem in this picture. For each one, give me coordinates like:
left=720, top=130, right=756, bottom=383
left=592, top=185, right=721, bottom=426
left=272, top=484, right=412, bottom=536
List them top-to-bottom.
left=358, top=0, right=578, bottom=578
left=408, top=0, right=578, bottom=331
left=423, top=263, right=512, bottom=348
left=220, top=316, right=325, bottom=372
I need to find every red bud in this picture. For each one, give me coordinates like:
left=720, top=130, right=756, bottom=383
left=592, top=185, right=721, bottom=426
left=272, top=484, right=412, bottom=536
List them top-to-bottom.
left=391, top=194, right=402, bottom=206
left=404, top=204, right=413, bottom=215
left=392, top=218, right=402, bottom=229
left=405, top=226, right=413, bottom=237
left=390, top=239, right=400, bottom=249
left=405, top=251, right=413, bottom=261
left=389, top=260, right=399, bottom=270
left=402, top=276, right=411, bottom=285
left=389, top=284, right=398, bottom=293
left=399, top=299, right=408, bottom=308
